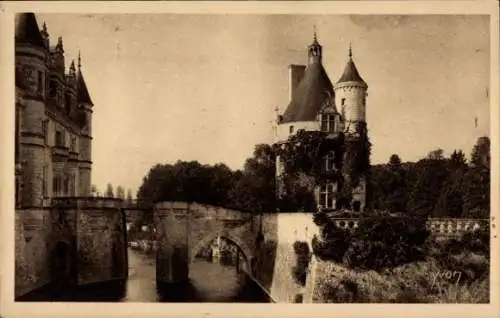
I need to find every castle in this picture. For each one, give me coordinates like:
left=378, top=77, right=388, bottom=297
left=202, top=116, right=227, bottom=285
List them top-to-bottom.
left=15, top=13, right=93, bottom=208
left=14, top=14, right=129, bottom=299
left=274, top=32, right=369, bottom=213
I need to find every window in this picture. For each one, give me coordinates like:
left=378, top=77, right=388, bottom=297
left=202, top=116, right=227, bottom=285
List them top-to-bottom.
left=37, top=71, right=43, bottom=94
left=49, top=80, right=57, bottom=97
left=65, top=93, right=71, bottom=113
left=341, top=98, right=346, bottom=106
left=320, top=114, right=335, bottom=132
left=42, top=120, right=49, bottom=145
left=289, top=125, right=294, bottom=134
left=55, top=131, right=62, bottom=147
left=70, top=136, right=77, bottom=152
left=323, top=151, right=335, bottom=171
left=42, top=165, right=48, bottom=197
left=63, top=174, right=69, bottom=195
left=72, top=174, right=77, bottom=196
left=52, top=175, right=58, bottom=195
left=319, top=182, right=336, bottom=210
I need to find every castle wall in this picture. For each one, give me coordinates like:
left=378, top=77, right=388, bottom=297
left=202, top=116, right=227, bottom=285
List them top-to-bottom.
left=275, top=121, right=319, bottom=144
left=75, top=198, right=128, bottom=285
left=15, top=209, right=53, bottom=298
left=253, top=213, right=319, bottom=303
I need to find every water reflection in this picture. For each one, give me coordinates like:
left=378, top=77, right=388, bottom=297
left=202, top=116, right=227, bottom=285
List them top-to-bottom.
left=17, top=248, right=270, bottom=303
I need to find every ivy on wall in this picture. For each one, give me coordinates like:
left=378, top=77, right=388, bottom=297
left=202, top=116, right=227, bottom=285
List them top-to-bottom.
left=274, top=122, right=371, bottom=212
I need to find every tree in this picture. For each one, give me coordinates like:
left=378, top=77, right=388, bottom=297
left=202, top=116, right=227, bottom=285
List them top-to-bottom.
left=471, top=136, right=490, bottom=168
left=427, top=148, right=444, bottom=160
left=450, top=149, right=467, bottom=167
left=385, top=154, right=407, bottom=214
left=388, top=154, right=402, bottom=168
left=407, top=158, right=449, bottom=217
left=461, top=166, right=490, bottom=218
left=106, top=183, right=114, bottom=198
left=116, top=185, right=125, bottom=200
left=126, top=189, right=133, bottom=202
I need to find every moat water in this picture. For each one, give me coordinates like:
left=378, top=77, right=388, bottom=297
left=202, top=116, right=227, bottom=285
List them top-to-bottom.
left=18, top=248, right=270, bottom=302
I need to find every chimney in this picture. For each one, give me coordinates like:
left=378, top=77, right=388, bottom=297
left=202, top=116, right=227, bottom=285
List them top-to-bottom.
left=288, top=64, right=306, bottom=102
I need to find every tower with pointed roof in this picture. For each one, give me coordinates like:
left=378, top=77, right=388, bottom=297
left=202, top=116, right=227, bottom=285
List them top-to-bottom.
left=15, top=13, right=94, bottom=207
left=275, top=33, right=369, bottom=213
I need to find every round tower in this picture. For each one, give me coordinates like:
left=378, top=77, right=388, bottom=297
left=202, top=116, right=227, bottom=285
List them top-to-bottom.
left=15, top=13, right=48, bottom=207
left=333, top=45, right=368, bottom=135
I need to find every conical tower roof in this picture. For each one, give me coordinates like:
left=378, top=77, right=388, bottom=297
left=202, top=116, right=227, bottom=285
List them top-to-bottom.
left=15, top=13, right=44, bottom=48
left=337, top=46, right=366, bottom=84
left=76, top=69, right=93, bottom=106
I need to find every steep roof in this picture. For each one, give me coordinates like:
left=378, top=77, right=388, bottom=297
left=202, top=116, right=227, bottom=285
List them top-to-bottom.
left=15, top=13, right=44, bottom=48
left=337, top=57, right=366, bottom=84
left=281, top=62, right=334, bottom=123
left=76, top=70, right=93, bottom=106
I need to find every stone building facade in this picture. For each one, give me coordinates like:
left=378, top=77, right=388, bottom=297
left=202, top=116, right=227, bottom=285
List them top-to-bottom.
left=14, top=13, right=128, bottom=300
left=15, top=13, right=93, bottom=209
left=274, top=33, right=369, bottom=212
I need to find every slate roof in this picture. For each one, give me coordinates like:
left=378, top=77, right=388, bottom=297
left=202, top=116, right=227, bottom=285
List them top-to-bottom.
left=15, top=13, right=44, bottom=48
left=337, top=57, right=366, bottom=84
left=281, top=61, right=334, bottom=123
left=76, top=70, right=93, bottom=106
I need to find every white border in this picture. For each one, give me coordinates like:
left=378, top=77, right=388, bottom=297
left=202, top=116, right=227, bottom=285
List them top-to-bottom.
left=1, top=2, right=498, bottom=318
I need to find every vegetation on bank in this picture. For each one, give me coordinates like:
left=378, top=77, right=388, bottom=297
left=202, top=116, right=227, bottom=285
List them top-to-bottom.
left=311, top=227, right=490, bottom=303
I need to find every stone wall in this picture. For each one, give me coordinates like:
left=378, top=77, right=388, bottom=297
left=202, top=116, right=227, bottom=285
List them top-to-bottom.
left=75, top=198, right=127, bottom=285
left=154, top=202, right=189, bottom=284
left=15, top=209, right=53, bottom=298
left=252, top=212, right=320, bottom=303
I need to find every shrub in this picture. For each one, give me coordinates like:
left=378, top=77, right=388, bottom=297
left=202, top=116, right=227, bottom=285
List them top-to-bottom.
left=343, top=217, right=430, bottom=270
left=312, top=220, right=352, bottom=263
left=292, top=241, right=311, bottom=286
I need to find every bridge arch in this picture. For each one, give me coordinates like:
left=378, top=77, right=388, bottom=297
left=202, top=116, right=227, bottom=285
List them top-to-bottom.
left=190, top=230, right=254, bottom=271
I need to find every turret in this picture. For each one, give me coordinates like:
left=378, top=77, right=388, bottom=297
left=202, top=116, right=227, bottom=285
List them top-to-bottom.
left=15, top=13, right=48, bottom=207
left=307, top=28, right=322, bottom=65
left=333, top=45, right=368, bottom=135
left=76, top=52, right=94, bottom=196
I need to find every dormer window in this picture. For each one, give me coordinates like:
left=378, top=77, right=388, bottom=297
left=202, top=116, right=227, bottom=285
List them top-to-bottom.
left=320, top=114, right=335, bottom=132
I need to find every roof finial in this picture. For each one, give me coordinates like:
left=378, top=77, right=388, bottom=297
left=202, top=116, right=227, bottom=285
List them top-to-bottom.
left=42, top=22, right=47, bottom=33
left=313, top=25, right=317, bottom=42
left=349, top=42, right=352, bottom=59
left=78, top=51, right=81, bottom=70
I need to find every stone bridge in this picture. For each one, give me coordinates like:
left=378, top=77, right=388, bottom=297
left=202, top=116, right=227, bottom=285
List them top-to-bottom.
left=154, top=202, right=260, bottom=286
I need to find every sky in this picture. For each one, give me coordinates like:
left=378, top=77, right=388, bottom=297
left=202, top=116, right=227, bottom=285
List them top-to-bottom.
left=35, top=14, right=490, bottom=196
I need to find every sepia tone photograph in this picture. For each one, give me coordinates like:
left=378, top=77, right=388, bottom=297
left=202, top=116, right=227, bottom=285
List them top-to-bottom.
left=1, top=1, right=499, bottom=318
